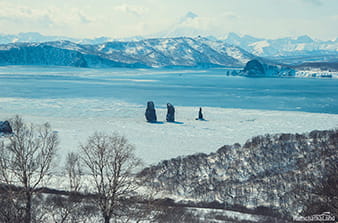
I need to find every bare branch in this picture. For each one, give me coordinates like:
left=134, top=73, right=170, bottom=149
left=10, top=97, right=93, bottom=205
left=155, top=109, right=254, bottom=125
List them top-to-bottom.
left=0, top=115, right=59, bottom=223
left=80, top=132, right=142, bottom=223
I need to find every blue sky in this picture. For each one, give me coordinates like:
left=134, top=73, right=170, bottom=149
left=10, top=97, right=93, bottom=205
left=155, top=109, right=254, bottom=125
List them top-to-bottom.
left=0, top=0, right=337, bottom=40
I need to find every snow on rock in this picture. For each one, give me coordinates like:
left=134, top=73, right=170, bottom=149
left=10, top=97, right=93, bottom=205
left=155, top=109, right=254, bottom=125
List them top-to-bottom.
left=249, top=40, right=270, bottom=55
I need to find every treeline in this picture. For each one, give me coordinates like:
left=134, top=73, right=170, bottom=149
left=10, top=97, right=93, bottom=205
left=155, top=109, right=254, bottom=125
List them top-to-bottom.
left=138, top=128, right=338, bottom=219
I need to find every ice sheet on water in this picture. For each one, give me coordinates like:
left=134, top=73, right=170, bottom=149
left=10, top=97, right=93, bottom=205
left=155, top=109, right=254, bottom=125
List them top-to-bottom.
left=1, top=66, right=338, bottom=164
left=0, top=97, right=142, bottom=118
left=1, top=99, right=337, bottom=165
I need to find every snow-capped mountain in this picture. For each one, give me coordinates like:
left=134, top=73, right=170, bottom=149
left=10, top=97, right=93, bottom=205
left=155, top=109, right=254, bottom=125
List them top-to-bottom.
left=2, top=32, right=337, bottom=65
left=224, top=32, right=338, bottom=63
left=0, top=37, right=255, bottom=68
left=92, top=37, right=254, bottom=67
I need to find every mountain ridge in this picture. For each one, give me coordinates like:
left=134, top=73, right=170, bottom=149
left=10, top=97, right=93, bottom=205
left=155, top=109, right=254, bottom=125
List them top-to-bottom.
left=1, top=32, right=337, bottom=66
left=1, top=32, right=337, bottom=59
left=224, top=32, right=338, bottom=63
left=0, top=37, right=256, bottom=68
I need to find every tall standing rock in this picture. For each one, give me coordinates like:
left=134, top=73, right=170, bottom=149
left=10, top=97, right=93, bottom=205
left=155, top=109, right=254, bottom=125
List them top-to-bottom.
left=145, top=101, right=157, bottom=123
left=166, top=103, right=175, bottom=122
left=198, top=107, right=204, bottom=120
left=0, top=121, right=13, bottom=134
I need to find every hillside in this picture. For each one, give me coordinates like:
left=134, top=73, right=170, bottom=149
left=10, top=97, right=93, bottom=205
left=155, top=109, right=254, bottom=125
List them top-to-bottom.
left=0, top=37, right=255, bottom=68
left=138, top=129, right=338, bottom=218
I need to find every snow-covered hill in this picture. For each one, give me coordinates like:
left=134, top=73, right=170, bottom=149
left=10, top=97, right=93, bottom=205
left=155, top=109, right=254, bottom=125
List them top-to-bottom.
left=0, top=37, right=255, bottom=68
left=0, top=41, right=137, bottom=68
left=138, top=129, right=338, bottom=218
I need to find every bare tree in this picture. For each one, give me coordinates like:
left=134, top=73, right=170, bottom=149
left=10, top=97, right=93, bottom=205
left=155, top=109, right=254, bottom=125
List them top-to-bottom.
left=0, top=115, right=59, bottom=223
left=80, top=132, right=142, bottom=223
left=43, top=152, right=85, bottom=223
left=65, top=152, right=82, bottom=192
left=299, top=161, right=338, bottom=219
left=0, top=188, right=26, bottom=222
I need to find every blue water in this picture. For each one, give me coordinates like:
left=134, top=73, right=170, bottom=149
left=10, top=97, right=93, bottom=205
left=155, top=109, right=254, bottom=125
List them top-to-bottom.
left=0, top=66, right=337, bottom=114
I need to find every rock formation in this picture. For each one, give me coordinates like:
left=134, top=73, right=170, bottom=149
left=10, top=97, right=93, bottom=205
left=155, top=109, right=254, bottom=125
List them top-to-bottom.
left=241, top=59, right=295, bottom=77
left=243, top=59, right=265, bottom=75
left=145, top=101, right=157, bottom=123
left=166, top=103, right=175, bottom=122
left=196, top=107, right=204, bottom=120
left=0, top=121, right=12, bottom=134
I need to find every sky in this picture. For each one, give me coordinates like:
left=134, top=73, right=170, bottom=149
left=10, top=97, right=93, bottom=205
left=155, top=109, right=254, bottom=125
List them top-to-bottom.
left=0, top=0, right=337, bottom=40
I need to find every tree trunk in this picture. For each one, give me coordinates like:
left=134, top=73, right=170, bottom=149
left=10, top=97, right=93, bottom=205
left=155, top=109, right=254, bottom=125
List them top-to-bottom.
left=24, top=191, right=32, bottom=223
left=104, top=215, right=110, bottom=223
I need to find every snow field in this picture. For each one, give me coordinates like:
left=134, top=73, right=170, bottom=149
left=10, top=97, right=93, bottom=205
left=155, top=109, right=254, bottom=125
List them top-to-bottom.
left=1, top=99, right=337, bottom=165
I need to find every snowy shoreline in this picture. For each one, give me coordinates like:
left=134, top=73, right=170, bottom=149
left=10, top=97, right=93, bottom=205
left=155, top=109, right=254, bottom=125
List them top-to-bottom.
left=296, top=70, right=338, bottom=79
left=1, top=105, right=337, bottom=165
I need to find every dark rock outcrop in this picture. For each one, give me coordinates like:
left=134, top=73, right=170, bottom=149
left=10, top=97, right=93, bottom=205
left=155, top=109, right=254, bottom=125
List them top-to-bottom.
left=241, top=59, right=295, bottom=77
left=243, top=59, right=265, bottom=75
left=145, top=101, right=157, bottom=123
left=166, top=103, right=175, bottom=122
left=196, top=107, right=204, bottom=120
left=0, top=121, right=12, bottom=134
left=138, top=129, right=338, bottom=217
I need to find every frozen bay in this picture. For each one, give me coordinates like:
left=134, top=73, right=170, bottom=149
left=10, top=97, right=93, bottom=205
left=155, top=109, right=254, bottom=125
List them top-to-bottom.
left=0, top=66, right=337, bottom=164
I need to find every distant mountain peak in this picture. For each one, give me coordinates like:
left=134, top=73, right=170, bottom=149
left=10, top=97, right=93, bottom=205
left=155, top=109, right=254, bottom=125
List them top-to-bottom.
left=180, top=11, right=198, bottom=23
left=17, top=32, right=43, bottom=37
left=227, top=32, right=240, bottom=39
left=296, top=35, right=313, bottom=43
